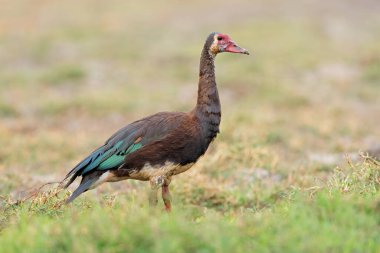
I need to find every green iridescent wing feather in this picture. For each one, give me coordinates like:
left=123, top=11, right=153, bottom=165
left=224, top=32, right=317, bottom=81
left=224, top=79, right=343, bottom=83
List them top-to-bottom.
left=64, top=125, right=145, bottom=180
left=97, top=142, right=142, bottom=170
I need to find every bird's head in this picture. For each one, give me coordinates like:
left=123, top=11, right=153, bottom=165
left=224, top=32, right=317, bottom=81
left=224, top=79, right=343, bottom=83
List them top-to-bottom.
left=208, top=32, right=249, bottom=56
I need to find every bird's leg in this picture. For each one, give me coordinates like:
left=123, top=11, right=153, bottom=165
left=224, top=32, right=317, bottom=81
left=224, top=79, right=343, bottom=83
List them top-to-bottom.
left=149, top=176, right=164, bottom=207
left=161, top=177, right=172, bottom=212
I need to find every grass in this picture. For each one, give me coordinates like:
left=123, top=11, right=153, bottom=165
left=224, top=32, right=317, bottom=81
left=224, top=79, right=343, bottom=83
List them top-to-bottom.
left=1, top=0, right=380, bottom=252
left=40, top=64, right=86, bottom=86
left=0, top=102, right=18, bottom=117
left=0, top=156, right=379, bottom=253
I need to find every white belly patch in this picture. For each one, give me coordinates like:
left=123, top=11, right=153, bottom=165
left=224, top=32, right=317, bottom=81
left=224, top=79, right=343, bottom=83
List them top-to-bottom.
left=129, top=162, right=194, bottom=181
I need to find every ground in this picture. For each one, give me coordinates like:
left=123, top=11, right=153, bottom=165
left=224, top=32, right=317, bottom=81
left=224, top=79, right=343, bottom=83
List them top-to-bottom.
left=0, top=0, right=380, bottom=252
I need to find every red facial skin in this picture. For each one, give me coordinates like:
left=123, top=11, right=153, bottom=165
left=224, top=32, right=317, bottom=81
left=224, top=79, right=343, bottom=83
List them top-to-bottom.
left=216, top=34, right=249, bottom=55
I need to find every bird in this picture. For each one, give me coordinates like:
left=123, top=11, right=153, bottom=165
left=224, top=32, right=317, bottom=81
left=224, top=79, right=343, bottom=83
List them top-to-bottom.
left=63, top=32, right=249, bottom=211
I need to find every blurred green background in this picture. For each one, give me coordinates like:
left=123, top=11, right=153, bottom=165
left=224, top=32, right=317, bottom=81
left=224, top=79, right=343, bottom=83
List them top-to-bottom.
left=0, top=0, right=379, bottom=252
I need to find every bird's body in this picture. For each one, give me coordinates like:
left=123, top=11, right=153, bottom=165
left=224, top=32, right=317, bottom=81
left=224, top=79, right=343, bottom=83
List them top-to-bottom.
left=63, top=32, right=249, bottom=210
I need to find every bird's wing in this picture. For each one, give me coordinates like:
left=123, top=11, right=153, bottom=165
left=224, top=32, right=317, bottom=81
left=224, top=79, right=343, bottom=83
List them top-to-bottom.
left=63, top=112, right=185, bottom=187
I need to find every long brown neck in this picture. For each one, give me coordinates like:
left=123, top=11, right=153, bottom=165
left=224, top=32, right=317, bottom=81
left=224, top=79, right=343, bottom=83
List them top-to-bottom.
left=193, top=42, right=221, bottom=144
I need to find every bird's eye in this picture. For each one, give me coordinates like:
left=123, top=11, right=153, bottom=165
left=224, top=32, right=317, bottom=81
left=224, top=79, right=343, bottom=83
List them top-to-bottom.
left=217, top=36, right=223, bottom=41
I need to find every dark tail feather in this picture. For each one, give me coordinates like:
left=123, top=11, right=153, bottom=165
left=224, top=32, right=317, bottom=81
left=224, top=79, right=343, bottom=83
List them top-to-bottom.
left=63, top=147, right=105, bottom=186
left=63, top=156, right=93, bottom=184
left=63, top=174, right=78, bottom=189
left=65, top=177, right=98, bottom=204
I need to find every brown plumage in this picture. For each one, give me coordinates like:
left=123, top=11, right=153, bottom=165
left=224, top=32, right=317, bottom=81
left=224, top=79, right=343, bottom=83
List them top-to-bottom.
left=63, top=32, right=249, bottom=210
